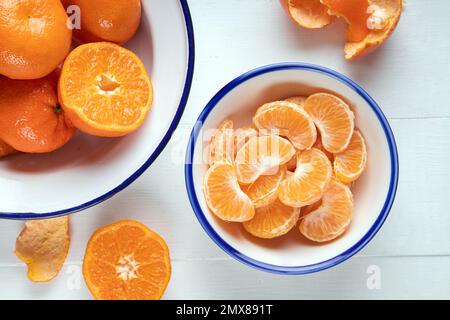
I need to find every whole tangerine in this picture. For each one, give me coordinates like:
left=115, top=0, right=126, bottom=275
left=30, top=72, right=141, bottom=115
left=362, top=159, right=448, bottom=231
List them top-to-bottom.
left=0, top=0, right=72, bottom=80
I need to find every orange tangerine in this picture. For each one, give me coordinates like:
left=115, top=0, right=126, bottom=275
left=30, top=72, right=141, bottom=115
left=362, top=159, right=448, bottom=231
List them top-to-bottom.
left=282, top=0, right=334, bottom=29
left=320, top=0, right=370, bottom=42
left=344, top=0, right=403, bottom=60
left=58, top=42, right=153, bottom=137
left=303, top=93, right=354, bottom=153
left=285, top=95, right=307, bottom=108
left=253, top=101, right=317, bottom=150
left=209, top=119, right=234, bottom=166
left=334, top=130, right=367, bottom=183
left=313, top=132, right=334, bottom=162
left=235, top=135, right=296, bottom=184
left=0, top=139, right=17, bottom=158
left=278, top=148, right=332, bottom=207
left=204, top=162, right=255, bottom=222
left=241, top=166, right=286, bottom=208
left=299, top=180, right=353, bottom=242
left=243, top=199, right=300, bottom=239
left=83, top=220, right=171, bottom=300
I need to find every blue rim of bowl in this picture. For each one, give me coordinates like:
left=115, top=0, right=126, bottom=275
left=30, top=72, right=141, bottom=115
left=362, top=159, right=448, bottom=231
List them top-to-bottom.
left=0, top=0, right=195, bottom=220
left=185, top=62, right=399, bottom=275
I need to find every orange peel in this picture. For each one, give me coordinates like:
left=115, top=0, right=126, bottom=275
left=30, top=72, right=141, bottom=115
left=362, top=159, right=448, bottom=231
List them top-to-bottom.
left=281, top=0, right=334, bottom=29
left=0, top=139, right=17, bottom=158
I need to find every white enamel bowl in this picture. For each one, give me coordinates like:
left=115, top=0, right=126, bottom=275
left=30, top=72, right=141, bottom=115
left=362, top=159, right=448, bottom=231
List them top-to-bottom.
left=0, top=0, right=194, bottom=219
left=185, top=63, right=399, bottom=274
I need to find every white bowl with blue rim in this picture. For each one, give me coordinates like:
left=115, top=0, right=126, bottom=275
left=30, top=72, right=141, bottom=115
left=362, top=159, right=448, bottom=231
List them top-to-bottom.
left=0, top=0, right=194, bottom=219
left=185, top=63, right=399, bottom=274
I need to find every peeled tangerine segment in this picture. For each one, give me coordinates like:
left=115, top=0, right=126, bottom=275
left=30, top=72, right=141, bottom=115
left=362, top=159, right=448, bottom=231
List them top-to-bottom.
left=285, top=0, right=334, bottom=29
left=320, top=0, right=370, bottom=42
left=344, top=0, right=403, bottom=60
left=304, top=93, right=354, bottom=154
left=284, top=95, right=307, bottom=108
left=253, top=101, right=317, bottom=150
left=209, top=119, right=234, bottom=165
left=234, top=126, right=258, bottom=158
left=334, top=130, right=367, bottom=183
left=235, top=135, right=296, bottom=184
left=278, top=148, right=332, bottom=207
left=204, top=162, right=255, bottom=222
left=241, top=166, right=286, bottom=208
left=299, top=180, right=353, bottom=242
left=244, top=199, right=300, bottom=239
left=15, top=216, right=70, bottom=282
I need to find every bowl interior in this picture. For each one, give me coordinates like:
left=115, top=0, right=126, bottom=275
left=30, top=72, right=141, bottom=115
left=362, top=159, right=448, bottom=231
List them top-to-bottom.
left=0, top=1, right=191, bottom=216
left=190, top=67, right=394, bottom=269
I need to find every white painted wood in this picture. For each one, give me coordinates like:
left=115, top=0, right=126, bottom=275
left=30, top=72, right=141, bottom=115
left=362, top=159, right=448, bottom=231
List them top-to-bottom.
left=0, top=0, right=450, bottom=299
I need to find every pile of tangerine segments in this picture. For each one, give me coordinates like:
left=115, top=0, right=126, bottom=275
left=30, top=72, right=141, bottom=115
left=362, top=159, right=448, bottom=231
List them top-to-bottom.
left=203, top=93, right=367, bottom=242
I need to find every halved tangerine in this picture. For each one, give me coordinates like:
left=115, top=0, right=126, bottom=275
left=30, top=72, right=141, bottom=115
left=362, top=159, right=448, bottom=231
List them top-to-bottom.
left=282, top=0, right=334, bottom=29
left=320, top=0, right=370, bottom=42
left=344, top=0, right=403, bottom=60
left=58, top=42, right=153, bottom=137
left=303, top=93, right=354, bottom=153
left=253, top=101, right=317, bottom=150
left=209, top=119, right=234, bottom=166
left=334, top=130, right=367, bottom=183
left=235, top=135, right=296, bottom=184
left=278, top=148, right=332, bottom=207
left=204, top=162, right=255, bottom=222
left=241, top=166, right=286, bottom=208
left=299, top=180, right=353, bottom=242
left=243, top=199, right=300, bottom=239
left=83, top=220, right=171, bottom=300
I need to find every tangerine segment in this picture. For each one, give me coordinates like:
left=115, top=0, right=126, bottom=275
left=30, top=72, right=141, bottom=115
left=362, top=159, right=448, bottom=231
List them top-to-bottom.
left=0, top=0, right=72, bottom=80
left=284, top=0, right=334, bottom=29
left=320, top=0, right=370, bottom=42
left=344, top=0, right=403, bottom=60
left=59, top=42, right=153, bottom=137
left=303, top=93, right=354, bottom=153
left=285, top=95, right=307, bottom=108
left=253, top=101, right=317, bottom=150
left=209, top=119, right=234, bottom=166
left=234, top=126, right=258, bottom=158
left=334, top=130, right=367, bottom=183
left=313, top=132, right=334, bottom=162
left=235, top=135, right=296, bottom=184
left=0, top=139, right=17, bottom=158
left=278, top=148, right=332, bottom=207
left=204, top=162, right=255, bottom=222
left=241, top=166, right=286, bottom=208
left=299, top=180, right=353, bottom=242
left=243, top=199, right=300, bottom=239
left=15, top=216, right=70, bottom=282
left=83, top=220, right=171, bottom=300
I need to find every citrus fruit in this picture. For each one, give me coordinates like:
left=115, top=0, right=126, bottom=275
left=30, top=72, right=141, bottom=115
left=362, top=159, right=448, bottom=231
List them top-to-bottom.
left=0, top=0, right=72, bottom=80
left=63, top=0, right=142, bottom=44
left=281, top=0, right=334, bottom=29
left=320, top=0, right=370, bottom=42
left=344, top=0, right=403, bottom=60
left=58, top=42, right=153, bottom=137
left=0, top=75, right=76, bottom=153
left=303, top=93, right=354, bottom=153
left=285, top=95, right=307, bottom=108
left=253, top=101, right=317, bottom=150
left=209, top=119, right=234, bottom=166
left=234, top=126, right=258, bottom=158
left=334, top=130, right=367, bottom=183
left=313, top=132, right=334, bottom=161
left=235, top=135, right=296, bottom=184
left=0, top=139, right=17, bottom=158
left=278, top=148, right=332, bottom=207
left=286, top=153, right=297, bottom=172
left=204, top=162, right=255, bottom=222
left=241, top=166, right=286, bottom=208
left=299, top=180, right=353, bottom=242
left=243, top=199, right=300, bottom=239
left=15, top=216, right=70, bottom=282
left=83, top=220, right=171, bottom=300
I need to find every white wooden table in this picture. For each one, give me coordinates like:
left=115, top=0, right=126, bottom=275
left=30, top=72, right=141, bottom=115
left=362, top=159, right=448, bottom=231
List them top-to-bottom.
left=1, top=0, right=450, bottom=299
